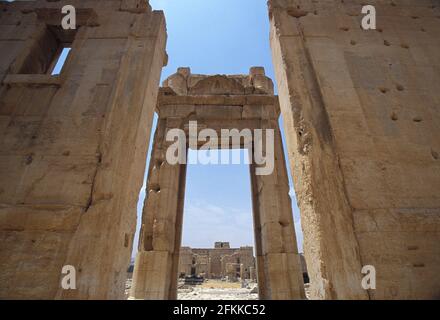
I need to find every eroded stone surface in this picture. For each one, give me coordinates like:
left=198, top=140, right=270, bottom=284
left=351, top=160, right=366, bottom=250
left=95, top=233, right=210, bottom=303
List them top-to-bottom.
left=0, top=0, right=166, bottom=299
left=269, top=0, right=440, bottom=300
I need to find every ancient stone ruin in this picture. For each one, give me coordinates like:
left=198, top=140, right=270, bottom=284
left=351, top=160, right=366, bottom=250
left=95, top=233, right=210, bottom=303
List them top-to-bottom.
left=0, top=0, right=439, bottom=300
left=130, top=67, right=305, bottom=300
left=178, top=242, right=256, bottom=281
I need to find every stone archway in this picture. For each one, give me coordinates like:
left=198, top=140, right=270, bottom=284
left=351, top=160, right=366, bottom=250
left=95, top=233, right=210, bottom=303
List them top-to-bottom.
left=130, top=67, right=305, bottom=300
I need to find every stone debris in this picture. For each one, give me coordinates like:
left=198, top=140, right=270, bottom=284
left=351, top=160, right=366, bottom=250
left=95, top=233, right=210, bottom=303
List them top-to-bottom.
left=178, top=286, right=258, bottom=301
left=178, top=288, right=258, bottom=301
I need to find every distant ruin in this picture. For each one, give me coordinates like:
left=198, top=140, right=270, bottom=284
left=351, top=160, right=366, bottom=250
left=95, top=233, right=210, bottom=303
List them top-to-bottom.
left=179, top=242, right=256, bottom=281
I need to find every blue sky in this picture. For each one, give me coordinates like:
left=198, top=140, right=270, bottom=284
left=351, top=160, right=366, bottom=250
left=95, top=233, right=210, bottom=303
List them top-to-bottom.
left=131, top=0, right=304, bottom=254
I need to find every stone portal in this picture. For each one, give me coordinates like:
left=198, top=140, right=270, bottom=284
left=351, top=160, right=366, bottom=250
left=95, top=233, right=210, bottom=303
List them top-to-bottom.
left=130, top=67, right=305, bottom=300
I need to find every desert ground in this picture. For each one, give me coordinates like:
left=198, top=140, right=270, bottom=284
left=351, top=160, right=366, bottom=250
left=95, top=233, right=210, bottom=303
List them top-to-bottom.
left=126, top=278, right=310, bottom=300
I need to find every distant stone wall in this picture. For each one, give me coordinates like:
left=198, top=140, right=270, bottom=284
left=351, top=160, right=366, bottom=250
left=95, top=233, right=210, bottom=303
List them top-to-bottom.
left=179, top=244, right=256, bottom=280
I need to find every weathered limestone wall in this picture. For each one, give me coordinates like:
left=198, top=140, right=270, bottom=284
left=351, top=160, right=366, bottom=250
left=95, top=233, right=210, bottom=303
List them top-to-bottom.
left=0, top=0, right=166, bottom=299
left=269, top=0, right=440, bottom=299
left=179, top=245, right=255, bottom=279
left=178, top=247, right=193, bottom=276
left=205, top=247, right=239, bottom=277
left=221, top=251, right=254, bottom=280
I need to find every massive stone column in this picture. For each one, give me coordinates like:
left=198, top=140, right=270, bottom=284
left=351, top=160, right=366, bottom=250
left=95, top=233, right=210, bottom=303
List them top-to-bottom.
left=0, top=0, right=167, bottom=299
left=269, top=0, right=440, bottom=299
left=130, top=117, right=187, bottom=300
left=250, top=119, right=305, bottom=300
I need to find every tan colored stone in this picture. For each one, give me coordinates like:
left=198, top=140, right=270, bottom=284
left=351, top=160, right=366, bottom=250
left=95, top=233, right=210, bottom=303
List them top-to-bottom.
left=0, top=0, right=166, bottom=299
left=269, top=0, right=440, bottom=300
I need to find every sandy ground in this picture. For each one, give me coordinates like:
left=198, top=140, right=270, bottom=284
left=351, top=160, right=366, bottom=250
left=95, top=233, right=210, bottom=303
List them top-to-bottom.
left=126, top=278, right=309, bottom=300
left=178, top=280, right=258, bottom=300
left=199, top=280, right=242, bottom=289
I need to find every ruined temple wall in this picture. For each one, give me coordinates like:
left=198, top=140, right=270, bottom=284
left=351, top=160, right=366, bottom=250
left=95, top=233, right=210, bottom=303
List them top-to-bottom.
left=0, top=0, right=166, bottom=299
left=269, top=0, right=440, bottom=299
left=178, top=246, right=256, bottom=279
left=178, top=247, right=193, bottom=276
left=186, top=247, right=254, bottom=278
left=237, top=247, right=255, bottom=274
left=208, top=248, right=237, bottom=277
left=221, top=251, right=254, bottom=279
left=195, top=255, right=210, bottom=277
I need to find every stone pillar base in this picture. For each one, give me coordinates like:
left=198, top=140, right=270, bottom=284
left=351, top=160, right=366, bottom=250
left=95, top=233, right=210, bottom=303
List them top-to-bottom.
left=130, top=251, right=173, bottom=300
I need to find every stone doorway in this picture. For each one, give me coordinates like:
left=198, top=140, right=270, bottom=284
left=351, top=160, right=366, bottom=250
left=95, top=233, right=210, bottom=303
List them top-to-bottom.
left=130, top=67, right=305, bottom=300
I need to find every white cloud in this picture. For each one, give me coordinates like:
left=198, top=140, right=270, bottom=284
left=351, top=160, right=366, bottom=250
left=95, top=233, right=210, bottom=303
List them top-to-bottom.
left=132, top=187, right=304, bottom=256
left=182, top=200, right=254, bottom=248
